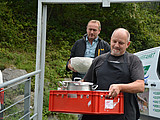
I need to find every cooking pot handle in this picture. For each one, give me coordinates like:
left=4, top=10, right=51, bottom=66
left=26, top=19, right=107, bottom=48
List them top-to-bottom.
left=74, top=77, right=81, bottom=81
left=59, top=81, right=68, bottom=88
left=92, top=85, right=98, bottom=90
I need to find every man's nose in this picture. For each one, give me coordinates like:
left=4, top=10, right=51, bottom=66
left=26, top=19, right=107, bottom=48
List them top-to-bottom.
left=90, top=30, right=94, bottom=33
left=115, top=42, right=119, bottom=47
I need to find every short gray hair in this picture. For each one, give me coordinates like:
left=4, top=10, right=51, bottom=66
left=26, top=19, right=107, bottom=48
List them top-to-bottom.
left=111, top=28, right=130, bottom=42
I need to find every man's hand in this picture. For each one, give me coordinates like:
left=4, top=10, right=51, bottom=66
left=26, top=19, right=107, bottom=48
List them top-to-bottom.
left=68, top=60, right=78, bottom=72
left=80, top=79, right=84, bottom=82
left=108, top=80, right=144, bottom=98
left=108, top=84, right=121, bottom=98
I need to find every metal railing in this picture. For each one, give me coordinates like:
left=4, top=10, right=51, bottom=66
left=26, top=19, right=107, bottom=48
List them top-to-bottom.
left=0, top=70, right=41, bottom=120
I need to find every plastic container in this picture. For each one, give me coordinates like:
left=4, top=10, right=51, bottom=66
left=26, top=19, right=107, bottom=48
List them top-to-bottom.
left=0, top=88, right=4, bottom=120
left=49, top=90, right=124, bottom=114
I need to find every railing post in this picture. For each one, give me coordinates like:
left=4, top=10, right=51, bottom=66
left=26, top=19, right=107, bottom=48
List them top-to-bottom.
left=24, top=77, right=31, bottom=120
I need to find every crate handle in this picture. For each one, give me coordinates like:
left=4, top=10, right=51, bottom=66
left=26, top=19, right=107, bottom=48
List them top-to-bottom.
left=105, top=95, right=112, bottom=99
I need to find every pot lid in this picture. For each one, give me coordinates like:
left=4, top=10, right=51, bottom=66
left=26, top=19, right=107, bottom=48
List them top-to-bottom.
left=62, top=81, right=93, bottom=85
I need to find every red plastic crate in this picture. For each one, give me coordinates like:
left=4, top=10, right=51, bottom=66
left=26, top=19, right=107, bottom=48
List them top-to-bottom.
left=49, top=90, right=124, bottom=114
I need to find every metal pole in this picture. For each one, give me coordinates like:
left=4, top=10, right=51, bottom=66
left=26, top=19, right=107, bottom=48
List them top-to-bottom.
left=34, top=0, right=42, bottom=120
left=36, top=4, right=47, bottom=120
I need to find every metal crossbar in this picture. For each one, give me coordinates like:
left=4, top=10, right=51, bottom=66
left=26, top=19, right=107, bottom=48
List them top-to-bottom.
left=0, top=70, right=41, bottom=89
left=0, top=78, right=29, bottom=92
left=19, top=112, right=30, bottom=120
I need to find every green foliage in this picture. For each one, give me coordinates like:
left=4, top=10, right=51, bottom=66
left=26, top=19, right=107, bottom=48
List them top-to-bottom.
left=0, top=1, right=37, bottom=52
left=47, top=3, right=160, bottom=52
left=129, top=3, right=160, bottom=51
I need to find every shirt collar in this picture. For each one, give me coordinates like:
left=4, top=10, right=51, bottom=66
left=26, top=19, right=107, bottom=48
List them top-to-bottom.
left=86, top=36, right=99, bottom=42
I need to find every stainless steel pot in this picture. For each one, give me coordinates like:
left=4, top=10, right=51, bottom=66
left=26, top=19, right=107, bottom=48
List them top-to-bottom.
left=59, top=81, right=98, bottom=91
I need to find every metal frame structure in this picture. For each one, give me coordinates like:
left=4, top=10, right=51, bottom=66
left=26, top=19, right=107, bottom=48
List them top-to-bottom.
left=35, top=0, right=160, bottom=120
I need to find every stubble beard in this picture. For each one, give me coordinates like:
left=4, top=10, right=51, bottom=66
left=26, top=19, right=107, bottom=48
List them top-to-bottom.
left=111, top=49, right=121, bottom=56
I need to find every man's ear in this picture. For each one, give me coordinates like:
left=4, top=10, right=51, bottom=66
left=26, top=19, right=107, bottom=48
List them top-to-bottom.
left=98, top=28, right=101, bottom=34
left=127, top=41, right=131, bottom=48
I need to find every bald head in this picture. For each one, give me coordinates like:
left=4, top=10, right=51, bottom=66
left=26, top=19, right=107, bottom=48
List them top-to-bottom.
left=110, top=28, right=131, bottom=56
left=111, top=28, right=130, bottom=42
